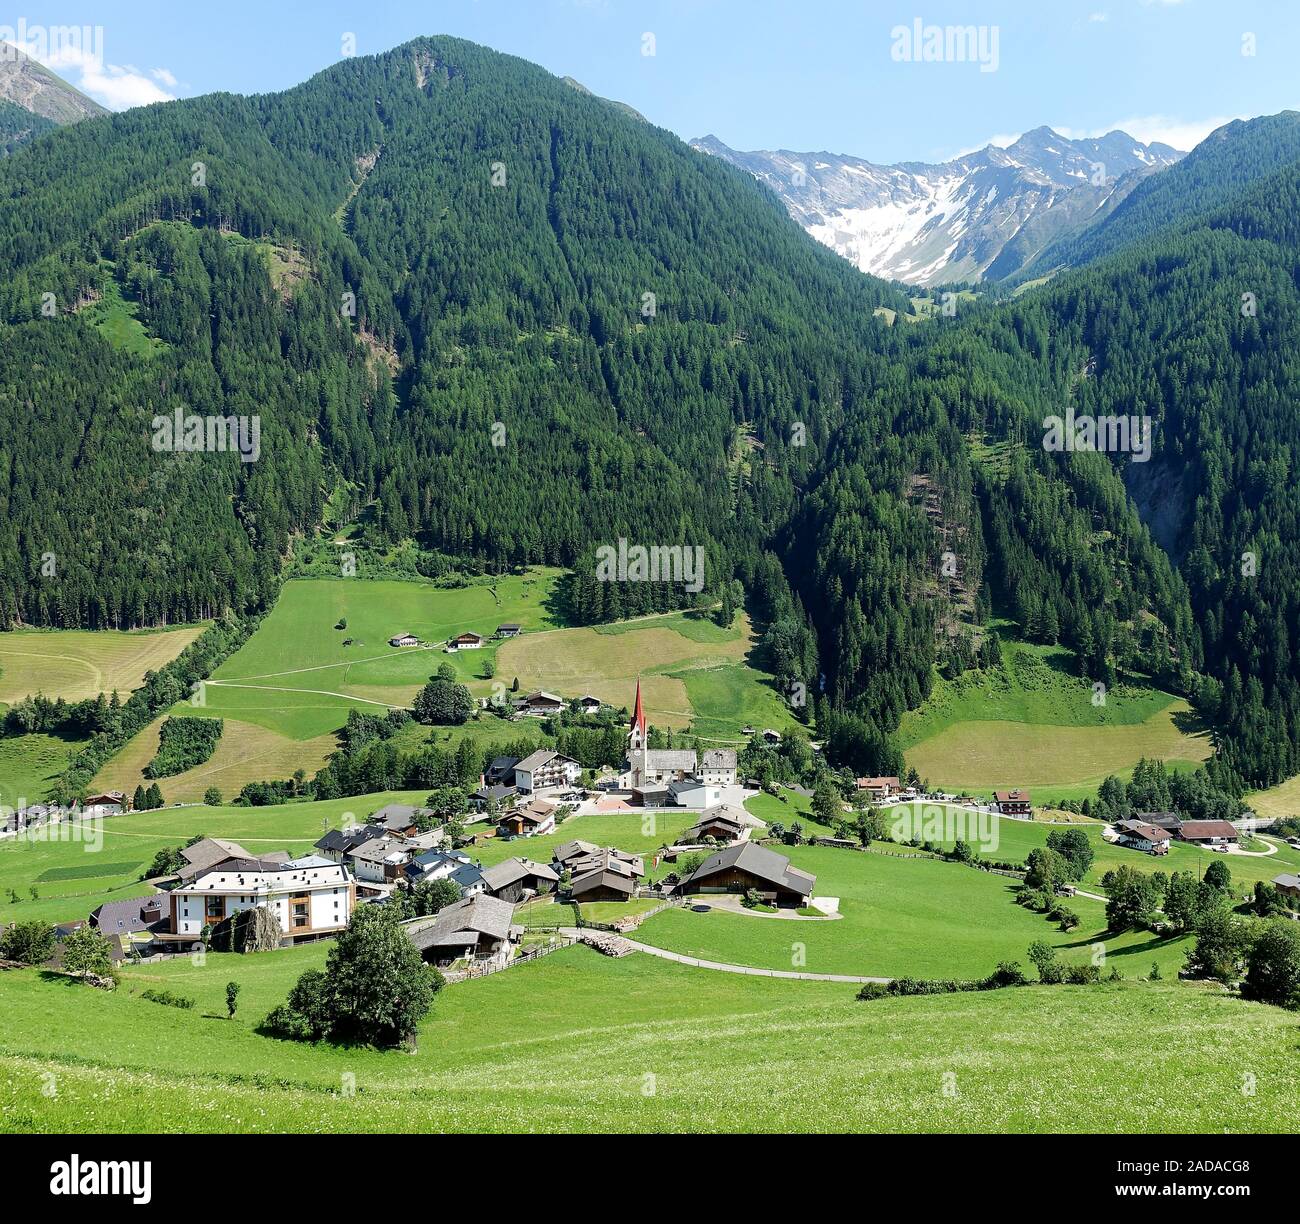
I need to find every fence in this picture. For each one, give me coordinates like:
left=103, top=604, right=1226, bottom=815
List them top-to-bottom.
left=445, top=935, right=576, bottom=982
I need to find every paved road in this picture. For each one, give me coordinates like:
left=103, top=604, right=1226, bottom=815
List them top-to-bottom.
left=560, top=928, right=889, bottom=984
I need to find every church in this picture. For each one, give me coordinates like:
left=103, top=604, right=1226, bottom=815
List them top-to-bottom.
left=617, top=679, right=736, bottom=801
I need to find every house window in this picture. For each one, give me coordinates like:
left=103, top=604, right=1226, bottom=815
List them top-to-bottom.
left=205, top=897, right=223, bottom=919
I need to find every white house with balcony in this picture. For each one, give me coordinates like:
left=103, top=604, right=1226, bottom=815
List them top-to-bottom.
left=167, top=854, right=355, bottom=946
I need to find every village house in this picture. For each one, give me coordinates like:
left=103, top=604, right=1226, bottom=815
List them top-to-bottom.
left=495, top=623, right=522, bottom=638
left=446, top=631, right=485, bottom=652
left=388, top=632, right=420, bottom=648
left=515, top=690, right=565, bottom=718
left=576, top=694, right=603, bottom=714
left=513, top=749, right=581, bottom=794
left=700, top=749, right=738, bottom=786
left=485, top=755, right=520, bottom=787
left=856, top=776, right=901, bottom=802
left=469, top=782, right=518, bottom=812
left=994, top=789, right=1033, bottom=818
left=81, top=790, right=127, bottom=817
left=498, top=796, right=559, bottom=838
left=686, top=802, right=766, bottom=844
left=367, top=804, right=429, bottom=836
left=1137, top=812, right=1183, bottom=833
left=1113, top=818, right=1171, bottom=855
left=1176, top=820, right=1240, bottom=847
left=314, top=825, right=388, bottom=866
left=348, top=836, right=416, bottom=883
left=172, top=837, right=268, bottom=883
left=680, top=841, right=816, bottom=908
left=554, top=842, right=645, bottom=891
left=405, top=849, right=487, bottom=897
left=165, top=854, right=354, bottom=946
left=480, top=857, right=560, bottom=903
left=569, top=859, right=638, bottom=903
left=1272, top=873, right=1300, bottom=905
left=404, top=894, right=519, bottom=968
left=90, top=896, right=168, bottom=954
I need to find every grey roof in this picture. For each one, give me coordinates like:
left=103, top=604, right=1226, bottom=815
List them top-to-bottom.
left=515, top=748, right=576, bottom=773
left=644, top=749, right=698, bottom=771
left=701, top=749, right=737, bottom=768
left=471, top=783, right=517, bottom=803
left=368, top=804, right=428, bottom=830
left=314, top=825, right=385, bottom=855
left=178, top=837, right=251, bottom=879
left=348, top=837, right=407, bottom=864
left=553, top=839, right=600, bottom=865
left=685, top=842, right=815, bottom=898
left=481, top=857, right=560, bottom=892
left=449, top=862, right=487, bottom=891
left=570, top=867, right=635, bottom=898
left=1272, top=873, right=1300, bottom=890
left=405, top=894, right=515, bottom=950
left=91, top=896, right=165, bottom=934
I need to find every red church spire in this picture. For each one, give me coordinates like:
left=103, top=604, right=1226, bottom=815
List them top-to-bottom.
left=632, top=676, right=647, bottom=740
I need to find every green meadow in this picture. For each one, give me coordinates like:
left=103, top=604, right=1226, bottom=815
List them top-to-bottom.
left=176, top=570, right=563, bottom=740
left=899, top=624, right=1211, bottom=797
left=885, top=802, right=1300, bottom=893
left=635, top=843, right=1194, bottom=980
left=2, top=947, right=1294, bottom=1133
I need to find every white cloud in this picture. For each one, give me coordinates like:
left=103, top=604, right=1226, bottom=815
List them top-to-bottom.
left=1088, top=12, right=1110, bottom=22
left=36, top=43, right=176, bottom=110
left=1053, top=114, right=1246, bottom=152
left=945, top=132, right=1021, bottom=159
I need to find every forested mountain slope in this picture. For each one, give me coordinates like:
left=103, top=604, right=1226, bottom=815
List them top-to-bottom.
left=1, top=36, right=1298, bottom=792
left=1019, top=111, right=1300, bottom=280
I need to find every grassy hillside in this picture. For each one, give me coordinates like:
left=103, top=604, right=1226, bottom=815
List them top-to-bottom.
left=161, top=570, right=562, bottom=740
left=500, top=609, right=796, bottom=740
left=0, top=624, right=207, bottom=708
left=899, top=624, right=1210, bottom=797
left=0, top=732, right=82, bottom=809
left=886, top=802, right=1300, bottom=893
left=635, top=843, right=1193, bottom=979
left=2, top=948, right=1293, bottom=1133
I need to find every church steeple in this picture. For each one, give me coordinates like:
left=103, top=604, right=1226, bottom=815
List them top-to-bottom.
left=629, top=676, right=647, bottom=753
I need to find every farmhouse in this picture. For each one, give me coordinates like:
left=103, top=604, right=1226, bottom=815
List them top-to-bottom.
left=495, top=623, right=522, bottom=638
left=447, top=631, right=485, bottom=651
left=388, top=633, right=420, bottom=648
left=515, top=690, right=565, bottom=717
left=577, top=694, right=603, bottom=714
left=514, top=749, right=581, bottom=794
left=700, top=749, right=738, bottom=786
left=485, top=755, right=520, bottom=786
left=856, top=776, right=901, bottom=802
left=470, top=782, right=518, bottom=811
left=994, top=789, right=1033, bottom=817
left=81, top=790, right=127, bottom=817
left=498, top=796, right=559, bottom=838
left=686, top=802, right=765, bottom=844
left=367, top=804, right=429, bottom=836
left=1138, top=812, right=1182, bottom=833
left=1113, top=818, right=1171, bottom=855
left=1176, top=820, right=1239, bottom=847
left=314, top=824, right=387, bottom=865
left=556, top=842, right=645, bottom=883
left=681, top=842, right=815, bottom=908
left=406, top=850, right=487, bottom=897
left=167, top=854, right=354, bottom=945
left=481, top=857, right=560, bottom=903
left=569, top=862, right=637, bottom=903
left=1273, top=873, right=1300, bottom=903
left=404, top=894, right=518, bottom=967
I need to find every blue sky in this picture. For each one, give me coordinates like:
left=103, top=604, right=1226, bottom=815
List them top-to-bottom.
left=6, top=0, right=1297, bottom=161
